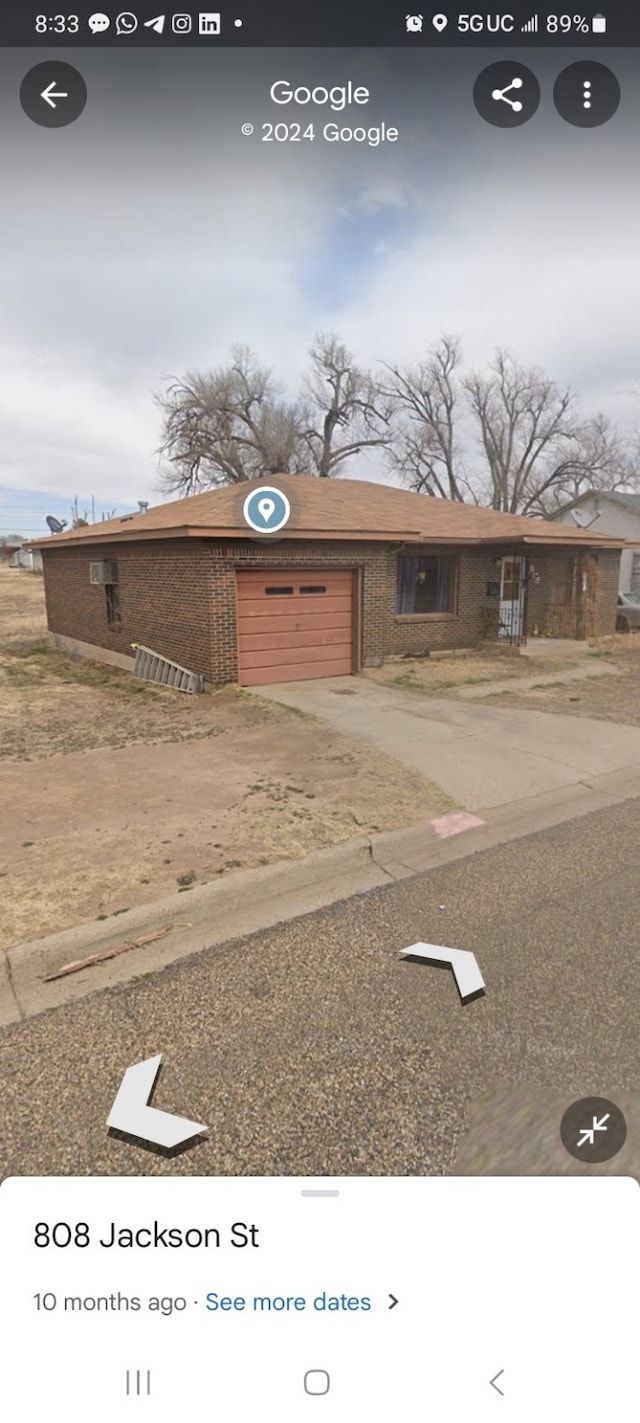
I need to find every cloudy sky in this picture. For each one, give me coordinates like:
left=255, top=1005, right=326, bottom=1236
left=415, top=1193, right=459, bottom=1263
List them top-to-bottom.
left=0, top=44, right=638, bottom=535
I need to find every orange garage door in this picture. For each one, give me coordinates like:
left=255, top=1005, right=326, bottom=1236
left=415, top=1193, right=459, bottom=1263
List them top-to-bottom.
left=236, top=570, right=354, bottom=686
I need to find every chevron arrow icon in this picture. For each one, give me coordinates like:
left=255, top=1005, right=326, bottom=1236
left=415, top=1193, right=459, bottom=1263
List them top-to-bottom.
left=107, top=1054, right=208, bottom=1149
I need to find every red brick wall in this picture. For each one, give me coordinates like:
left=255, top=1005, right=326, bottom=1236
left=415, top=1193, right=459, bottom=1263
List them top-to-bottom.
left=41, top=537, right=620, bottom=686
left=42, top=540, right=215, bottom=679
left=193, top=540, right=504, bottom=673
left=525, top=547, right=621, bottom=637
left=585, top=549, right=621, bottom=636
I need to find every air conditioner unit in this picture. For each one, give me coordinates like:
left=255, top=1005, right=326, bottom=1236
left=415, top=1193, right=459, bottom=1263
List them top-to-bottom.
left=90, top=561, right=118, bottom=585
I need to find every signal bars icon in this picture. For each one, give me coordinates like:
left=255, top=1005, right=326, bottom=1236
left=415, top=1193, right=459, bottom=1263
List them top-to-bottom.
left=521, top=13, right=538, bottom=31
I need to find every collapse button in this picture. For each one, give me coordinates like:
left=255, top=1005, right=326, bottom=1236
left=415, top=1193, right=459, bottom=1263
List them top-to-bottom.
left=560, top=1096, right=627, bottom=1164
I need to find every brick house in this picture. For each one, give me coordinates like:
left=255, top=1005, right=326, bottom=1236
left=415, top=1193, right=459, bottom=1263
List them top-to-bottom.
left=29, top=474, right=626, bottom=688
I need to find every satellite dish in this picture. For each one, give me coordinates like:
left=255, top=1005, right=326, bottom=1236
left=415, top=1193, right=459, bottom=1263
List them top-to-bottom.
left=571, top=509, right=600, bottom=530
left=46, top=515, right=67, bottom=533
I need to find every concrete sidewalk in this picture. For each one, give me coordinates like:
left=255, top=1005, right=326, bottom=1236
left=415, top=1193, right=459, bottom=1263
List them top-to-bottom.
left=454, top=659, right=618, bottom=699
left=255, top=675, right=640, bottom=811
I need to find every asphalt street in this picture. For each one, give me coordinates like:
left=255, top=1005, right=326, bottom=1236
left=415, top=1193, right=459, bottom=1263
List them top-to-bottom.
left=1, top=797, right=639, bottom=1177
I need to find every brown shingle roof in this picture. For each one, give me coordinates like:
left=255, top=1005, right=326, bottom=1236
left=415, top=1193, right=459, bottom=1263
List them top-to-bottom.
left=27, top=474, right=629, bottom=549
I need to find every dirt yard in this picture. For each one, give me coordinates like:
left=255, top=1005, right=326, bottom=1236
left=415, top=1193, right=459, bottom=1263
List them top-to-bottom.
left=0, top=572, right=452, bottom=952
left=482, top=637, right=640, bottom=726
left=363, top=648, right=582, bottom=693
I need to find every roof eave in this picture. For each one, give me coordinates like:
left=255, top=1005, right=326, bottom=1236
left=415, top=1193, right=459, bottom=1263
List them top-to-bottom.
left=27, top=526, right=629, bottom=552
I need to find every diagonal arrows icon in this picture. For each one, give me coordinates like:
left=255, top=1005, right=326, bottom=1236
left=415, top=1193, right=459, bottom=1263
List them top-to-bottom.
left=400, top=942, right=485, bottom=1003
left=107, top=1054, right=208, bottom=1150
left=577, top=1113, right=610, bottom=1148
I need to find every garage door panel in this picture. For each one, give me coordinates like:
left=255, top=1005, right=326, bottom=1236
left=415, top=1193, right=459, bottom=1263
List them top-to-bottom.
left=235, top=569, right=354, bottom=686
left=236, top=572, right=353, bottom=592
left=237, top=594, right=352, bottom=619
left=238, top=613, right=351, bottom=638
left=239, top=626, right=352, bottom=653
left=240, top=641, right=353, bottom=671
left=241, top=657, right=353, bottom=686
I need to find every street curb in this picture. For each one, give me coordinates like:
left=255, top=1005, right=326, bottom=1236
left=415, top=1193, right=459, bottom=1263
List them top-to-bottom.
left=4, top=764, right=640, bottom=1025
left=2, top=835, right=390, bottom=1023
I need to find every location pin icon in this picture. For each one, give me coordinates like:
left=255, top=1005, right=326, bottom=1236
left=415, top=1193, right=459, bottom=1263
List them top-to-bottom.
left=432, top=13, right=448, bottom=30
left=258, top=497, right=276, bottom=521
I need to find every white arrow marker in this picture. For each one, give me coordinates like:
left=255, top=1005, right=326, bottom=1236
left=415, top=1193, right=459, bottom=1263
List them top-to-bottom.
left=41, top=81, right=68, bottom=109
left=400, top=942, right=485, bottom=1003
left=107, top=1054, right=208, bottom=1149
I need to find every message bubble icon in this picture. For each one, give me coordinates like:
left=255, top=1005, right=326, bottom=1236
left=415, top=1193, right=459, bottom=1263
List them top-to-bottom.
left=88, top=11, right=110, bottom=31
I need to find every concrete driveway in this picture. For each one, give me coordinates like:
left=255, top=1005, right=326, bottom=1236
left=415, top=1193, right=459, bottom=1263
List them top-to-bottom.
left=255, top=676, right=640, bottom=811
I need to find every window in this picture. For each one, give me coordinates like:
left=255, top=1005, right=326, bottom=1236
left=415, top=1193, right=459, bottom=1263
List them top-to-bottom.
left=396, top=555, right=455, bottom=615
left=106, top=582, right=121, bottom=625
left=265, top=585, right=293, bottom=595
left=300, top=585, right=326, bottom=594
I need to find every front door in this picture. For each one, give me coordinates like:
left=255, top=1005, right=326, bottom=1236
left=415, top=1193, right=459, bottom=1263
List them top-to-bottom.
left=499, top=556, right=526, bottom=640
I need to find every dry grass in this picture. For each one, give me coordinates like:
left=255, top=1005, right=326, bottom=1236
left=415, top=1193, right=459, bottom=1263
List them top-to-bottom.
left=0, top=572, right=452, bottom=950
left=483, top=637, right=640, bottom=725
left=363, top=649, right=583, bottom=694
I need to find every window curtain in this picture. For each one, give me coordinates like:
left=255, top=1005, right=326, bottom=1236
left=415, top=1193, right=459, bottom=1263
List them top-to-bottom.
left=397, top=555, right=452, bottom=613
left=397, top=556, right=418, bottom=613
left=436, top=558, right=451, bottom=612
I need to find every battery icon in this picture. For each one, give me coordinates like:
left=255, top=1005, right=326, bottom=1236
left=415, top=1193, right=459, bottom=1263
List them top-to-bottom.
left=592, top=13, right=606, bottom=30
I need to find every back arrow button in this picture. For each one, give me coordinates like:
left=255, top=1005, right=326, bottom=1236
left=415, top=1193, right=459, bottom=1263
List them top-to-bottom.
left=20, top=63, right=87, bottom=128
left=41, top=82, right=68, bottom=109
left=490, top=1369, right=505, bottom=1396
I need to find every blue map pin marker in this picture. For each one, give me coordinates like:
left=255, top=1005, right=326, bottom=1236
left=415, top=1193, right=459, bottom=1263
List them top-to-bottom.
left=242, top=485, right=291, bottom=533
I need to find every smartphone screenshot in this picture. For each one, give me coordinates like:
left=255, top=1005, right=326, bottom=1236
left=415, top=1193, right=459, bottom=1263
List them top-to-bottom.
left=1, top=3, right=639, bottom=1417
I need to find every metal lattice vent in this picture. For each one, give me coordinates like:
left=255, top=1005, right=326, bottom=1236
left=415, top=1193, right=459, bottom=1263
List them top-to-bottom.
left=131, top=643, right=204, bottom=694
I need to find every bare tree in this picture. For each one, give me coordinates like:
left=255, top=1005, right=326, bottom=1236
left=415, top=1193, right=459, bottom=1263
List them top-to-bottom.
left=301, top=333, right=395, bottom=477
left=154, top=334, right=638, bottom=507
left=155, top=335, right=394, bottom=493
left=382, top=336, right=475, bottom=501
left=156, top=346, right=308, bottom=495
left=462, top=351, right=581, bottom=513
left=463, top=354, right=638, bottom=515
left=529, top=413, right=636, bottom=515
left=70, top=494, right=90, bottom=528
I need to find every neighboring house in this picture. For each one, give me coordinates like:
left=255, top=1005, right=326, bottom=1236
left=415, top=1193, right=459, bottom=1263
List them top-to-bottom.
left=27, top=475, right=628, bottom=689
left=550, top=491, right=640, bottom=595
left=0, top=544, right=21, bottom=567
left=9, top=547, right=43, bottom=573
